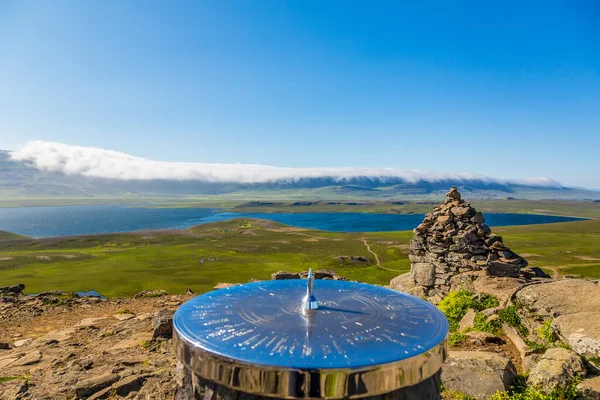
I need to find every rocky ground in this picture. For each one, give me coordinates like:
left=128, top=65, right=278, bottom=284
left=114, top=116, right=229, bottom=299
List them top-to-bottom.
left=0, top=288, right=192, bottom=399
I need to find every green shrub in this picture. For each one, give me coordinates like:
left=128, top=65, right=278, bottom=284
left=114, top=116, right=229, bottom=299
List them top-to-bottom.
left=437, top=290, right=478, bottom=331
left=477, top=293, right=500, bottom=310
left=498, top=305, right=529, bottom=336
left=473, top=312, right=502, bottom=334
left=449, top=331, right=467, bottom=347
left=442, top=390, right=476, bottom=400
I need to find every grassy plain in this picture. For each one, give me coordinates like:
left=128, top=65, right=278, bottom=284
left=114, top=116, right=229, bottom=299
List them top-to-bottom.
left=1, top=214, right=599, bottom=297
left=0, top=219, right=412, bottom=297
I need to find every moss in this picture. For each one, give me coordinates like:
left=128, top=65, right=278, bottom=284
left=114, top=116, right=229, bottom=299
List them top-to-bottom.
left=437, top=290, right=478, bottom=331
left=438, top=290, right=501, bottom=332
left=477, top=293, right=500, bottom=310
left=498, top=305, right=529, bottom=336
left=473, top=312, right=502, bottom=334
left=536, top=320, right=558, bottom=345
left=449, top=331, right=467, bottom=347
left=524, top=339, right=548, bottom=353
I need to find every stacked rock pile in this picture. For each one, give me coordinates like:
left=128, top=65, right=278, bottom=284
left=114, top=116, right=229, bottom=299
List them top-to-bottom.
left=403, top=187, right=528, bottom=299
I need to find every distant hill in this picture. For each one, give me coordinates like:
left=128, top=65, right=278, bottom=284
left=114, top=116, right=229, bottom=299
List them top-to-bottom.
left=1, top=150, right=599, bottom=200
left=0, top=230, right=29, bottom=241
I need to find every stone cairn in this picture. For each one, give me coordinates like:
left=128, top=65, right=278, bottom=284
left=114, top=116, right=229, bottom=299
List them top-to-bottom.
left=393, top=187, right=528, bottom=300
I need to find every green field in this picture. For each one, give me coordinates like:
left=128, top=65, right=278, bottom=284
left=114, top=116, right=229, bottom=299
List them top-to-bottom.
left=1, top=215, right=600, bottom=297
left=494, top=218, right=600, bottom=279
left=0, top=219, right=412, bottom=297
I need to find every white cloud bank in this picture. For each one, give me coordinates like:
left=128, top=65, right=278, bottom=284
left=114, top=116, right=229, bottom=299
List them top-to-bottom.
left=9, top=141, right=562, bottom=187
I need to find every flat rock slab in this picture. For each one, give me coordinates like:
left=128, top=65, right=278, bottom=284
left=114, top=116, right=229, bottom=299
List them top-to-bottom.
left=516, top=280, right=600, bottom=318
left=552, top=312, right=600, bottom=357
left=113, top=313, right=136, bottom=321
left=75, top=317, right=107, bottom=328
left=32, top=328, right=75, bottom=346
left=108, top=332, right=153, bottom=353
left=12, top=339, right=31, bottom=348
left=10, top=350, right=42, bottom=367
left=441, top=351, right=517, bottom=400
left=0, top=356, right=20, bottom=369
left=75, top=372, right=120, bottom=398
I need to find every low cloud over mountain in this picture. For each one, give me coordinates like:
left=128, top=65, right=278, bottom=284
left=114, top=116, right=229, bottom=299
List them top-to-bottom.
left=10, top=141, right=562, bottom=187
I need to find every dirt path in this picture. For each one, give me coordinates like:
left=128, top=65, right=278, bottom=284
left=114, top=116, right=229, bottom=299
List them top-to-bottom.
left=360, top=239, right=403, bottom=272
left=545, top=266, right=560, bottom=279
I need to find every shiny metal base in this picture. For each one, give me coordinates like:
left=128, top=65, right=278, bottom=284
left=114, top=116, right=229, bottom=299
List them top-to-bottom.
left=174, top=330, right=447, bottom=399
left=175, top=361, right=442, bottom=400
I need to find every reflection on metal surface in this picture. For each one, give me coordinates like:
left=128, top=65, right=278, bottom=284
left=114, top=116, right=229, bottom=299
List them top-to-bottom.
left=302, top=269, right=319, bottom=311
left=174, top=280, right=448, bottom=398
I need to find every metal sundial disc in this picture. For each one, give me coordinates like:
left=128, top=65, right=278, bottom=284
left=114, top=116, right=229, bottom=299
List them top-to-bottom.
left=173, top=279, right=448, bottom=399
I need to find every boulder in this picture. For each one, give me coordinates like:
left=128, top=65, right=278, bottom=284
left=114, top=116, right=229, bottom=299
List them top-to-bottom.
left=486, top=261, right=521, bottom=278
left=412, top=263, right=436, bottom=287
left=271, top=271, right=301, bottom=280
left=389, top=273, right=426, bottom=298
left=516, top=280, right=600, bottom=318
left=0, top=284, right=25, bottom=294
left=133, top=289, right=168, bottom=299
left=152, top=309, right=174, bottom=339
left=552, top=312, right=600, bottom=357
left=527, top=348, right=586, bottom=392
left=441, top=351, right=517, bottom=400
left=577, top=376, right=600, bottom=400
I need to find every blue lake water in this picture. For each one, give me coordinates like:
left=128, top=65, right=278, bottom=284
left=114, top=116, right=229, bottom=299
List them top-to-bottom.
left=0, top=205, right=588, bottom=238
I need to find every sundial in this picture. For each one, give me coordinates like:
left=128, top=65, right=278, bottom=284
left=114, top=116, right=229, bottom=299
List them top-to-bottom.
left=174, top=270, right=448, bottom=398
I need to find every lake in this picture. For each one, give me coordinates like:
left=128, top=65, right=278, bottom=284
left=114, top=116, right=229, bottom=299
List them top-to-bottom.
left=0, top=205, right=588, bottom=238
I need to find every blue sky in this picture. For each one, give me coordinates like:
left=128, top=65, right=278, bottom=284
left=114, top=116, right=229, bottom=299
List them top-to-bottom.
left=1, top=1, right=599, bottom=188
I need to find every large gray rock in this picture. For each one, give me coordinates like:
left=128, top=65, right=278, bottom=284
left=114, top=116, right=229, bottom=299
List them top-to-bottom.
left=486, top=261, right=521, bottom=278
left=412, top=263, right=436, bottom=287
left=271, top=271, right=300, bottom=280
left=389, top=273, right=426, bottom=298
left=516, top=280, right=600, bottom=318
left=152, top=309, right=174, bottom=339
left=552, top=312, right=600, bottom=357
left=527, top=348, right=586, bottom=392
left=441, top=351, right=517, bottom=400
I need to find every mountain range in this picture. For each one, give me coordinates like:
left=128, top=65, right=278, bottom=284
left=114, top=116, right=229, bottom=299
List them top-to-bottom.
left=1, top=149, right=599, bottom=200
